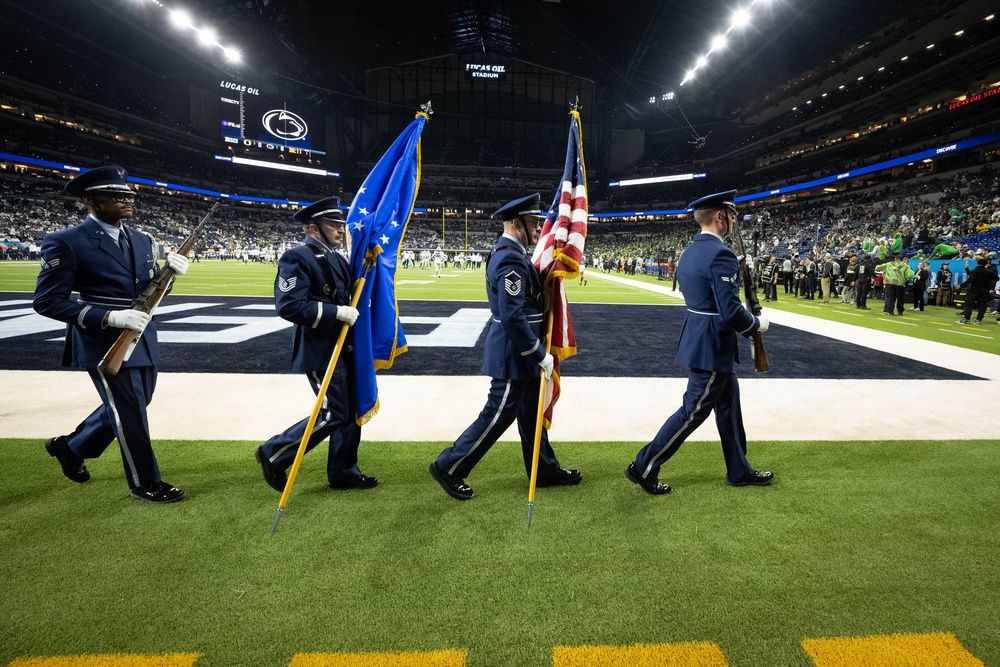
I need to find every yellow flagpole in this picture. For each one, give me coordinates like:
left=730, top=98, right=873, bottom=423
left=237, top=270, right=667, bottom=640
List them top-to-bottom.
left=269, top=250, right=379, bottom=536
left=526, top=312, right=554, bottom=528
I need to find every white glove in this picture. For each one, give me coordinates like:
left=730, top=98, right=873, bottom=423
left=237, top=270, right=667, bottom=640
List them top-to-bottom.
left=165, top=253, right=189, bottom=275
left=335, top=306, right=359, bottom=326
left=107, top=309, right=150, bottom=332
left=756, top=314, right=770, bottom=333
left=538, top=353, right=554, bottom=380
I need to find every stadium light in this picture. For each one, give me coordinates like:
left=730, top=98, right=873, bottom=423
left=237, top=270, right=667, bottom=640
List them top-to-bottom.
left=730, top=7, right=751, bottom=30
left=169, top=8, right=192, bottom=29
left=986, top=14, right=995, bottom=21
left=196, top=27, right=216, bottom=46
left=954, top=30, right=964, bottom=36
left=710, top=34, right=727, bottom=52
left=926, top=43, right=934, bottom=49
left=223, top=46, right=241, bottom=63
left=695, top=55, right=709, bottom=69
left=901, top=55, right=909, bottom=61
left=878, top=66, right=885, bottom=71
left=681, top=70, right=696, bottom=85
left=839, top=84, right=845, bottom=89
left=662, top=91, right=675, bottom=100
left=821, top=92, right=827, bottom=97
left=649, top=96, right=656, bottom=103
left=791, top=106, right=797, bottom=110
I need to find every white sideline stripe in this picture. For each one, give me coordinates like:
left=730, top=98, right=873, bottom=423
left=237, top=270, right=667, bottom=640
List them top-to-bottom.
left=2, top=371, right=996, bottom=443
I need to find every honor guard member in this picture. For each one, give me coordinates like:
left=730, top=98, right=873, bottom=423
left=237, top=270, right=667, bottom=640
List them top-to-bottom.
left=34, top=166, right=188, bottom=503
left=625, top=190, right=773, bottom=495
left=429, top=193, right=581, bottom=500
left=254, top=197, right=378, bottom=492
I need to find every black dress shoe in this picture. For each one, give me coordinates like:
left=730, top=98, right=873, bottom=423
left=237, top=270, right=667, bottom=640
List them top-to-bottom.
left=45, top=436, right=89, bottom=483
left=255, top=446, right=287, bottom=493
left=429, top=462, right=474, bottom=500
left=624, top=462, right=671, bottom=495
left=535, top=467, right=582, bottom=487
left=726, top=470, right=775, bottom=487
left=329, top=474, right=379, bottom=490
left=130, top=481, right=185, bottom=503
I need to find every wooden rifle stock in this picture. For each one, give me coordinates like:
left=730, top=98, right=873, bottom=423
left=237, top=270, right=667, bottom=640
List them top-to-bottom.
left=97, top=201, right=220, bottom=375
left=730, top=215, right=769, bottom=373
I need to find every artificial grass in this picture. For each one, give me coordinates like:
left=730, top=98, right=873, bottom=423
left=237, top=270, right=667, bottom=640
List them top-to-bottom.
left=1, top=438, right=997, bottom=666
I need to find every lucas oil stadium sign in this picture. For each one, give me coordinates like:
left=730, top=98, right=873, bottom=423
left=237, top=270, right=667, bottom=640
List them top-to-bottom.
left=465, top=63, right=506, bottom=81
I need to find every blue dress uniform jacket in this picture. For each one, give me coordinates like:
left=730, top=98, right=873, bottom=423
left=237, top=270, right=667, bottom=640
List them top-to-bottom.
left=32, top=215, right=166, bottom=490
left=33, top=215, right=161, bottom=368
left=631, top=231, right=763, bottom=485
left=674, top=233, right=762, bottom=373
left=434, top=234, right=564, bottom=482
left=259, top=237, right=362, bottom=481
left=274, top=238, right=352, bottom=373
left=482, top=238, right=546, bottom=379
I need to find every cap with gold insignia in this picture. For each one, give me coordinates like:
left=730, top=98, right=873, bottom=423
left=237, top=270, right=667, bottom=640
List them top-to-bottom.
left=65, top=165, right=133, bottom=197
left=688, top=189, right=737, bottom=214
left=494, top=193, right=545, bottom=221
left=292, top=196, right=346, bottom=224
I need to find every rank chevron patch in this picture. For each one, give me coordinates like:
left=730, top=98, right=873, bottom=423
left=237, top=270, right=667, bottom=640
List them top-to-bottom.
left=39, top=257, right=60, bottom=271
left=504, top=270, right=522, bottom=296
left=277, top=276, right=298, bottom=293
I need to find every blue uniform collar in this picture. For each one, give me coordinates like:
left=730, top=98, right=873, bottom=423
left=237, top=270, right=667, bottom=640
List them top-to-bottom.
left=89, top=215, right=124, bottom=242
left=697, top=230, right=724, bottom=242
left=500, top=233, right=527, bottom=254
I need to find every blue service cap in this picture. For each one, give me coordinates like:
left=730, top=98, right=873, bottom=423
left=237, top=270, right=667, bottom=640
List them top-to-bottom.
left=65, top=165, right=133, bottom=197
left=688, top=189, right=737, bottom=212
left=494, top=193, right=545, bottom=221
left=292, top=196, right=346, bottom=224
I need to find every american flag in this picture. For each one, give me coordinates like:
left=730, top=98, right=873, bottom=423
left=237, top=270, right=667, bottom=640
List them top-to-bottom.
left=532, top=109, right=587, bottom=427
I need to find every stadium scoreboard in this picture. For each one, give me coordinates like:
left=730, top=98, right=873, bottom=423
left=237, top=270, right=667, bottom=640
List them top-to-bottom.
left=219, top=80, right=325, bottom=156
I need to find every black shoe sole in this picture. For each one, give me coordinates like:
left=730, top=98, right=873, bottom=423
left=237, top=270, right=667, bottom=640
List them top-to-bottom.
left=428, top=462, right=473, bottom=500
left=726, top=476, right=775, bottom=487
left=329, top=478, right=379, bottom=490
left=130, top=492, right=185, bottom=503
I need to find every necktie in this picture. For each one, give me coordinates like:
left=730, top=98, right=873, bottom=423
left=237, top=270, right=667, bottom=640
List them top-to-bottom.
left=118, top=230, right=130, bottom=256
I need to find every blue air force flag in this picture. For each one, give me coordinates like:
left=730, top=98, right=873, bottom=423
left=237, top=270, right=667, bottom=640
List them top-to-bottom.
left=346, top=111, right=428, bottom=424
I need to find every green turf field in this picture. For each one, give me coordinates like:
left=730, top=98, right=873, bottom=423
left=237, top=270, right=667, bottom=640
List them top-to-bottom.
left=0, top=260, right=675, bottom=305
left=1, top=438, right=996, bottom=666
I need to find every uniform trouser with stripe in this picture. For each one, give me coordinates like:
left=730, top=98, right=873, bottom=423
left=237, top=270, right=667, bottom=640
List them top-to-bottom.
left=259, top=361, right=362, bottom=481
left=64, top=366, right=160, bottom=490
left=633, top=369, right=754, bottom=484
left=435, top=376, right=561, bottom=480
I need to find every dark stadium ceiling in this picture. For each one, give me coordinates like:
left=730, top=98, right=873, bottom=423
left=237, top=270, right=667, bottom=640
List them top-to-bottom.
left=4, top=0, right=971, bottom=130
left=203, top=0, right=933, bottom=115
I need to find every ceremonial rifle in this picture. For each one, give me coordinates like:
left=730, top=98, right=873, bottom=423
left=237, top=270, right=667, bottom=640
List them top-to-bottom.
left=98, top=201, right=220, bottom=375
left=730, top=214, right=768, bottom=373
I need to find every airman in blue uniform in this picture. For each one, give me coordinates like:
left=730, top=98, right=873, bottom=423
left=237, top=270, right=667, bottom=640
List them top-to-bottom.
left=34, top=166, right=189, bottom=503
left=625, top=190, right=774, bottom=494
left=429, top=194, right=581, bottom=500
left=254, top=197, right=378, bottom=493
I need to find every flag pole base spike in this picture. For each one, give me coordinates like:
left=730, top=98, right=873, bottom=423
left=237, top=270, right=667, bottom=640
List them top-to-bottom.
left=527, top=501, right=534, bottom=529
left=269, top=506, right=284, bottom=537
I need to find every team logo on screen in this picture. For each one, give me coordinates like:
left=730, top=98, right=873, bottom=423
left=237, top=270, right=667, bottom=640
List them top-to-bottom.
left=261, top=110, right=308, bottom=141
